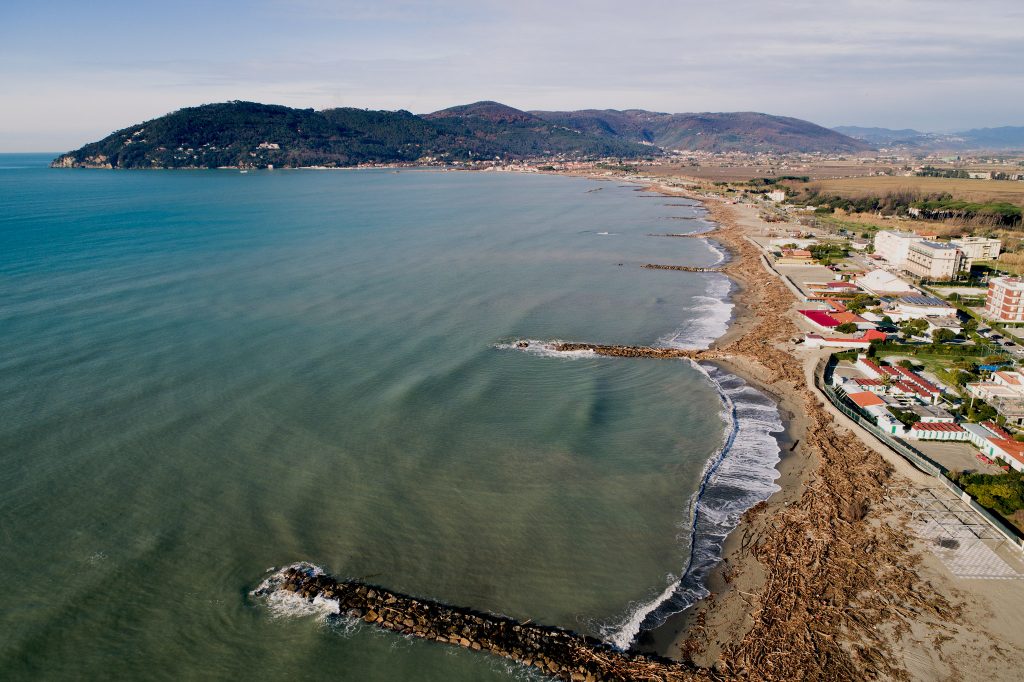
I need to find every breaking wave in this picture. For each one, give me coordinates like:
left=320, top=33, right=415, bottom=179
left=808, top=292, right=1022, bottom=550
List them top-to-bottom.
left=656, top=275, right=734, bottom=351
left=493, top=339, right=597, bottom=359
left=603, top=363, right=783, bottom=649
left=251, top=562, right=341, bottom=622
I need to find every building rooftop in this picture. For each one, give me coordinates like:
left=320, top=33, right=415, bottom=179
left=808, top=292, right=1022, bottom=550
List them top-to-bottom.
left=912, top=240, right=959, bottom=251
left=991, top=276, right=1024, bottom=291
left=897, top=294, right=948, bottom=307
left=798, top=310, right=839, bottom=327
left=830, top=312, right=868, bottom=325
left=994, top=371, right=1024, bottom=386
left=848, top=391, right=885, bottom=408
left=907, top=404, right=953, bottom=419
left=981, top=421, right=1012, bottom=438
left=911, top=422, right=965, bottom=432
left=987, top=438, right=1024, bottom=466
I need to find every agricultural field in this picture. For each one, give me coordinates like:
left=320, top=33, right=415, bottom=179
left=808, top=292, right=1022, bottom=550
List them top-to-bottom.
left=637, top=160, right=892, bottom=183
left=807, top=176, right=1024, bottom=208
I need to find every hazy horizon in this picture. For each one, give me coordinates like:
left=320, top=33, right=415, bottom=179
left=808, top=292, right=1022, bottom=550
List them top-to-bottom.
left=3, top=0, right=1022, bottom=152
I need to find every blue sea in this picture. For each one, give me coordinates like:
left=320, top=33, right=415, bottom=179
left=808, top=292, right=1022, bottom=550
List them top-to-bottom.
left=0, top=155, right=781, bottom=680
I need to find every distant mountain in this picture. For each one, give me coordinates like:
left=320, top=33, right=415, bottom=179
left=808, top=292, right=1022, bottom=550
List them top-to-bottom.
left=52, top=100, right=873, bottom=169
left=52, top=101, right=657, bottom=169
left=533, top=110, right=871, bottom=153
left=834, top=124, right=1024, bottom=151
left=832, top=126, right=925, bottom=146
left=956, top=126, right=1024, bottom=150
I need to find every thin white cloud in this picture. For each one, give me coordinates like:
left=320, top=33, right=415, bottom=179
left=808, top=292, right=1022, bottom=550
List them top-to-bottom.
left=1, top=0, right=1021, bottom=150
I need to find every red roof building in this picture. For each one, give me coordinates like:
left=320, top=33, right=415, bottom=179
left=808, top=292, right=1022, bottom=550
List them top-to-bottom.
left=799, top=310, right=840, bottom=328
left=848, top=391, right=886, bottom=408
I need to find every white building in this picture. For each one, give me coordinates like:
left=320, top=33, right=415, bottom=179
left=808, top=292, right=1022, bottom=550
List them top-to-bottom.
left=765, top=190, right=786, bottom=202
left=873, top=230, right=922, bottom=266
left=952, top=236, right=1001, bottom=261
left=903, top=241, right=967, bottom=280
left=853, top=270, right=918, bottom=297
left=984, top=276, right=1024, bottom=322
left=885, top=294, right=956, bottom=321
left=925, top=316, right=963, bottom=337
left=907, top=422, right=968, bottom=441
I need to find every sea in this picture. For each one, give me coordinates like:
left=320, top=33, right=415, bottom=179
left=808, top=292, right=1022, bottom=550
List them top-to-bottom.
left=0, top=154, right=782, bottom=680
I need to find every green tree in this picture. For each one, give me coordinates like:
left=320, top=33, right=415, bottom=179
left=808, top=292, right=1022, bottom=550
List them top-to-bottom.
left=847, top=294, right=878, bottom=313
left=900, top=318, right=929, bottom=338
left=963, top=318, right=979, bottom=334
left=835, top=322, right=858, bottom=334
left=932, top=328, right=957, bottom=344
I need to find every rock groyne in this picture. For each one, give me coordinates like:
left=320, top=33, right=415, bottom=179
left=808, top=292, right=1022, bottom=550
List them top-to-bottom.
left=646, top=233, right=720, bottom=239
left=642, top=264, right=723, bottom=273
left=550, top=342, right=723, bottom=361
left=255, top=564, right=701, bottom=682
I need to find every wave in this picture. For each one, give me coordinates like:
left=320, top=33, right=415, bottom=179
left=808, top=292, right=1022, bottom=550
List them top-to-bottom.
left=656, top=275, right=734, bottom=351
left=493, top=339, right=597, bottom=359
left=603, top=362, right=783, bottom=649
left=251, top=562, right=342, bottom=622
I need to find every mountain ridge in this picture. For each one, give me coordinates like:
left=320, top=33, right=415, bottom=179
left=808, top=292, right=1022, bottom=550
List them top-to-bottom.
left=52, top=100, right=870, bottom=169
left=833, top=124, right=1024, bottom=151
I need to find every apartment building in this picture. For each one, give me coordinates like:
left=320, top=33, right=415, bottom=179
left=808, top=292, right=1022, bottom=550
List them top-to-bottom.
left=872, top=230, right=922, bottom=266
left=952, top=236, right=1001, bottom=261
left=903, top=241, right=967, bottom=280
left=985, top=276, right=1024, bottom=322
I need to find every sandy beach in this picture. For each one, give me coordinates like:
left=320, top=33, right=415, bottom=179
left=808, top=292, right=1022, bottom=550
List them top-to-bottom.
left=634, top=184, right=1024, bottom=681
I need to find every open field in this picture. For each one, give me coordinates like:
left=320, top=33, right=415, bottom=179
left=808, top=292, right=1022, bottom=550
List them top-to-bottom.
left=638, top=161, right=892, bottom=183
left=809, top=175, right=1024, bottom=207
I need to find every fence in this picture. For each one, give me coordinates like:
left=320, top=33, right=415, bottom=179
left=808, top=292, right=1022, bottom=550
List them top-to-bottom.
left=817, top=355, right=1024, bottom=551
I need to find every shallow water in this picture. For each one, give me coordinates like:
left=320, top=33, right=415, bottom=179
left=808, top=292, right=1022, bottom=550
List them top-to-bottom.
left=0, top=157, right=777, bottom=680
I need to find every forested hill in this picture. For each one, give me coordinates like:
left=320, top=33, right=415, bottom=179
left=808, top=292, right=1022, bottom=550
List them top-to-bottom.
left=51, top=101, right=658, bottom=169
left=52, top=101, right=870, bottom=169
left=530, top=109, right=870, bottom=153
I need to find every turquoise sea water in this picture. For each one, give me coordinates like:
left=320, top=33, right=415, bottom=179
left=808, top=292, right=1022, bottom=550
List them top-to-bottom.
left=0, top=156, right=778, bottom=680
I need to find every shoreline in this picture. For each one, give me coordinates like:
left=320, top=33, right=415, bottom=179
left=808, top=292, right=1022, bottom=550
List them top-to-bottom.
left=590, top=178, right=987, bottom=679
left=630, top=187, right=804, bottom=658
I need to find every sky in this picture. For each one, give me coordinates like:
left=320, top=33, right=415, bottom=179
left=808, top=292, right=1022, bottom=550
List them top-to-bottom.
left=2, top=0, right=1022, bottom=151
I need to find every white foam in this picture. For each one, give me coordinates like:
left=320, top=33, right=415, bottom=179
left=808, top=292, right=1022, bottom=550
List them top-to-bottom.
left=656, top=275, right=734, bottom=351
left=493, top=339, right=597, bottom=359
left=603, top=362, right=783, bottom=649
left=250, top=562, right=341, bottom=622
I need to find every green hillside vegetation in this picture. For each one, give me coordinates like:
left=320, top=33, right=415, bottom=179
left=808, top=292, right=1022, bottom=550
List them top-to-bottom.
left=52, top=100, right=874, bottom=169
left=53, top=101, right=659, bottom=169
left=531, top=109, right=870, bottom=153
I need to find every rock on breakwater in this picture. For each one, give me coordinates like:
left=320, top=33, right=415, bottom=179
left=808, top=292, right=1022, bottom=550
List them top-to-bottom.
left=646, top=232, right=721, bottom=239
left=641, top=264, right=723, bottom=273
left=550, top=342, right=725, bottom=361
left=253, top=563, right=703, bottom=681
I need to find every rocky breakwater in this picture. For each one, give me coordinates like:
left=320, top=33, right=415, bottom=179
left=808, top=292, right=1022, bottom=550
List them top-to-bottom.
left=646, top=233, right=720, bottom=239
left=641, top=264, right=723, bottom=273
left=549, top=342, right=723, bottom=361
left=255, top=564, right=702, bottom=681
